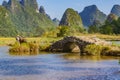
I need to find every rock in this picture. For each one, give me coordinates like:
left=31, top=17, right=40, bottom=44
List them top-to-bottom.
left=2, top=0, right=8, bottom=8
left=7, top=0, right=22, bottom=13
left=21, top=0, right=38, bottom=10
left=79, top=5, right=107, bottom=27
left=111, top=5, right=120, bottom=17
left=39, top=6, right=46, bottom=15
left=39, top=6, right=51, bottom=20
left=59, top=8, right=84, bottom=31
left=107, top=13, right=118, bottom=23
left=46, top=14, right=51, bottom=20
left=53, top=18, right=60, bottom=25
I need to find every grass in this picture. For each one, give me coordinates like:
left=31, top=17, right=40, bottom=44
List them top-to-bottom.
left=73, top=33, right=120, bottom=41
left=0, top=34, right=120, bottom=46
left=0, top=34, right=120, bottom=56
left=0, top=37, right=62, bottom=45
left=8, top=37, right=62, bottom=54
left=27, top=37, right=62, bottom=51
left=0, top=38, right=15, bottom=46
left=9, top=42, right=30, bottom=53
left=84, top=44, right=120, bottom=56
left=84, top=44, right=111, bottom=56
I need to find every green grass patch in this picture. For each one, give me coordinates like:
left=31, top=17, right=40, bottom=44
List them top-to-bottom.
left=9, top=42, right=39, bottom=53
left=84, top=44, right=111, bottom=56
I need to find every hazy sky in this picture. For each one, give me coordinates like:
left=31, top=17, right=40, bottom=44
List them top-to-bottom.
left=0, top=0, right=120, bottom=20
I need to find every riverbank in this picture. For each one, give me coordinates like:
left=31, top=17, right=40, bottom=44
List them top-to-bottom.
left=74, top=33, right=120, bottom=41
left=0, top=34, right=120, bottom=46
left=1, top=34, right=120, bottom=56
left=0, top=37, right=62, bottom=46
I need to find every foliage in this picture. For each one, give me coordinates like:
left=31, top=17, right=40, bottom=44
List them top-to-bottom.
left=0, top=0, right=56, bottom=37
left=8, top=5, right=55, bottom=37
left=0, top=6, right=18, bottom=37
left=59, top=8, right=84, bottom=33
left=99, top=17, right=120, bottom=35
left=112, top=18, right=120, bottom=34
left=88, top=25, right=99, bottom=33
left=99, top=25, right=113, bottom=35
left=57, top=26, right=70, bottom=37
left=41, top=29, right=58, bottom=37
left=9, top=42, right=39, bottom=53
left=9, top=42, right=29, bottom=52
left=84, top=44, right=111, bottom=56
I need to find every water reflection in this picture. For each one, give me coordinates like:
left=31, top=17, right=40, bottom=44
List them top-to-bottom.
left=9, top=52, right=39, bottom=56
left=61, top=53, right=120, bottom=61
left=119, top=59, right=120, bottom=64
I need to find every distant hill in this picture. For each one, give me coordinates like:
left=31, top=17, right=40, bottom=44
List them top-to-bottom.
left=1, top=0, right=55, bottom=37
left=1, top=1, right=120, bottom=37
left=79, top=5, right=107, bottom=27
left=111, top=5, right=120, bottom=17
left=59, top=8, right=84, bottom=32
left=106, top=13, right=118, bottom=23
left=52, top=18, right=60, bottom=26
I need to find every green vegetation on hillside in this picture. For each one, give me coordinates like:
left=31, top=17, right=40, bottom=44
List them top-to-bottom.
left=0, top=0, right=56, bottom=37
left=0, top=6, right=17, bottom=37
left=59, top=8, right=84, bottom=34
left=88, top=17, right=120, bottom=35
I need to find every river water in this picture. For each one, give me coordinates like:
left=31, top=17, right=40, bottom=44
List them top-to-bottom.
left=112, top=41, right=120, bottom=45
left=0, top=46, right=120, bottom=80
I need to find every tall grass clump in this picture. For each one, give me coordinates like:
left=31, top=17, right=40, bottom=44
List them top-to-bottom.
left=9, top=41, right=39, bottom=53
left=84, top=44, right=111, bottom=56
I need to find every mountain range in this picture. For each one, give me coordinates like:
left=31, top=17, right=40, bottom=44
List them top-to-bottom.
left=0, top=0, right=120, bottom=37
left=0, top=0, right=55, bottom=37
left=60, top=4, right=120, bottom=27
left=79, top=5, right=107, bottom=27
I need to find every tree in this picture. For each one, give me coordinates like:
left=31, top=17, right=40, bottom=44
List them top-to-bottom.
left=88, top=25, right=99, bottom=33
left=100, top=25, right=113, bottom=35
left=57, top=26, right=70, bottom=37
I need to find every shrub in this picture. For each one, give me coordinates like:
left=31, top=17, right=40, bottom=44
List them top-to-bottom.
left=57, top=26, right=70, bottom=37
left=9, top=41, right=39, bottom=53
left=9, top=42, right=29, bottom=52
left=29, top=42, right=39, bottom=52
left=84, top=44, right=111, bottom=56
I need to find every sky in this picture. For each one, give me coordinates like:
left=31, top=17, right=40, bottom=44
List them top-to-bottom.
left=0, top=0, right=120, bottom=20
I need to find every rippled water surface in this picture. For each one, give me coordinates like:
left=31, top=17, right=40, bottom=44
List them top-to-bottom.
left=0, top=46, right=120, bottom=80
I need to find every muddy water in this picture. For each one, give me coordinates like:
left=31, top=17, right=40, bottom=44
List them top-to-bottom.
left=0, top=46, right=120, bottom=80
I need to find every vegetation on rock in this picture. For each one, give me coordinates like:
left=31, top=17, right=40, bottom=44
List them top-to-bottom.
left=0, top=0, right=56, bottom=37
left=0, top=6, right=17, bottom=37
left=59, top=8, right=84, bottom=33
left=9, top=41, right=39, bottom=53
left=84, top=44, right=120, bottom=56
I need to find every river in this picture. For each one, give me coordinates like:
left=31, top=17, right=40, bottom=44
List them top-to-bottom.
left=111, top=41, right=120, bottom=45
left=0, top=46, right=120, bottom=80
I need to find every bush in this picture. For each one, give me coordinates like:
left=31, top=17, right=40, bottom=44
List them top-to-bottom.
left=57, top=26, right=70, bottom=37
left=9, top=41, right=39, bottom=53
left=29, top=42, right=39, bottom=52
left=84, top=44, right=111, bottom=56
